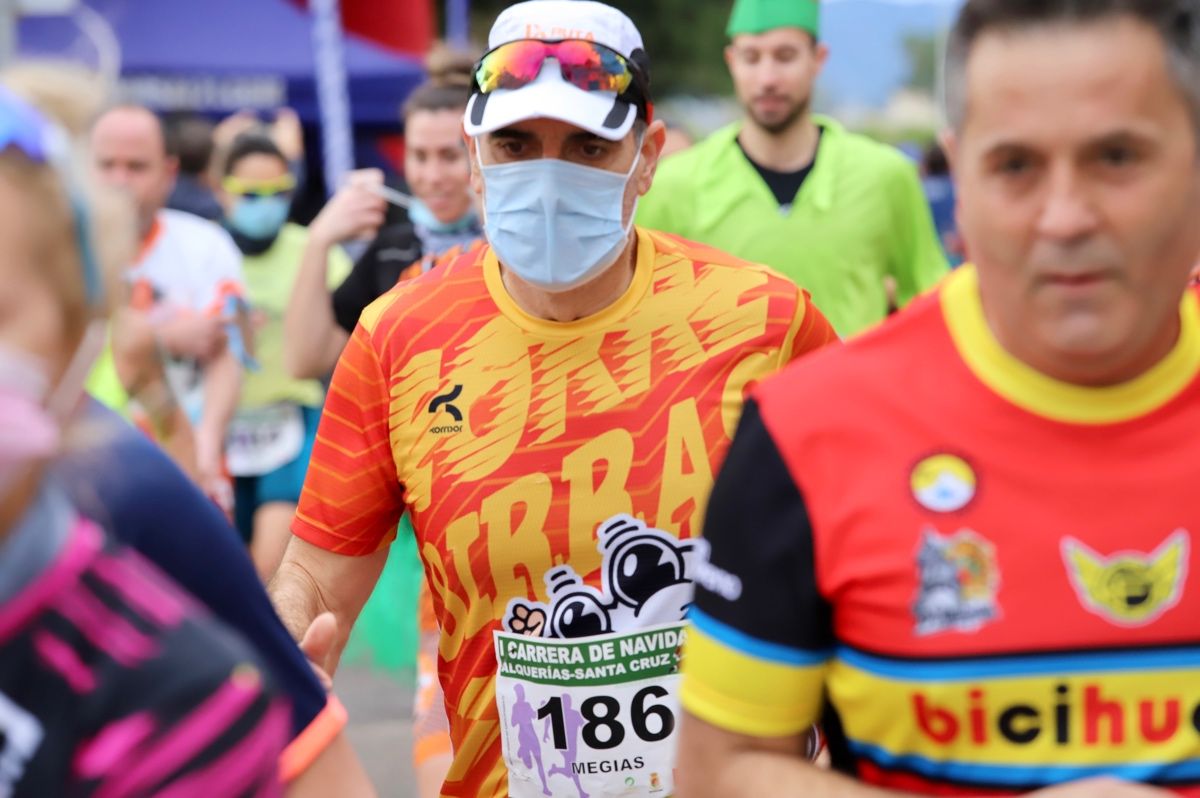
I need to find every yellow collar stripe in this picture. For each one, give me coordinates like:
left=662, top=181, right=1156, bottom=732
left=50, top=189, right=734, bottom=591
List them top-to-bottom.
left=941, top=266, right=1200, bottom=425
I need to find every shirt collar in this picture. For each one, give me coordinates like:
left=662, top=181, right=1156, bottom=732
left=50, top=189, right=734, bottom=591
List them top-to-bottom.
left=721, top=114, right=843, bottom=213
left=941, top=265, right=1200, bottom=425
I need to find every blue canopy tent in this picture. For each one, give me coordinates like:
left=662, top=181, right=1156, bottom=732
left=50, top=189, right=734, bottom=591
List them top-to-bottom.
left=17, top=0, right=426, bottom=126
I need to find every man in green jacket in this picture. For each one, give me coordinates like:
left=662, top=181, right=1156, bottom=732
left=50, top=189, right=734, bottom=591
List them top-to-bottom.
left=638, top=0, right=948, bottom=337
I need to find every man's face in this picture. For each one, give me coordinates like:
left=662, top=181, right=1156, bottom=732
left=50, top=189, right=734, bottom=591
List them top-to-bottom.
left=948, top=16, right=1200, bottom=381
left=725, top=28, right=828, bottom=135
left=90, top=108, right=177, bottom=237
left=468, top=116, right=667, bottom=229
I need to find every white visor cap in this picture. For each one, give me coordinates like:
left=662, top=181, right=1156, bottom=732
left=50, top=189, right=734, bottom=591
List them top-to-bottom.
left=464, top=0, right=646, bottom=142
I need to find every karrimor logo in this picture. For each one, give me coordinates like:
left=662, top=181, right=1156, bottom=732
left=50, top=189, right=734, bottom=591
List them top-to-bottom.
left=429, top=384, right=464, bottom=435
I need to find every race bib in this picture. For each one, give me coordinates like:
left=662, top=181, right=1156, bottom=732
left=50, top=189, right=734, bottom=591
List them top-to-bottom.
left=225, top=405, right=304, bottom=477
left=495, top=622, right=685, bottom=798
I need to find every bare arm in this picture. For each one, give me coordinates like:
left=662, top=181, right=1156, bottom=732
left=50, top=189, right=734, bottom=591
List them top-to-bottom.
left=284, top=170, right=386, bottom=380
left=283, top=228, right=352, bottom=379
left=111, top=310, right=199, bottom=480
left=195, top=345, right=241, bottom=490
left=269, top=535, right=388, bottom=678
left=676, top=712, right=1174, bottom=798
left=677, top=713, right=894, bottom=798
left=287, top=731, right=377, bottom=798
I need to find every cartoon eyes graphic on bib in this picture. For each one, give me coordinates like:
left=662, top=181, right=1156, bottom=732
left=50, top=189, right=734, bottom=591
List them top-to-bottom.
left=502, top=515, right=700, bottom=639
left=605, top=532, right=688, bottom=608
left=550, top=589, right=612, bottom=638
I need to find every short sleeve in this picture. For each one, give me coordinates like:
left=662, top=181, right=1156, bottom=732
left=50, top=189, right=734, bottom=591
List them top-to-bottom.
left=886, top=159, right=949, bottom=308
left=332, top=224, right=420, bottom=333
left=781, top=287, right=840, bottom=368
left=292, top=324, right=405, bottom=555
left=682, top=398, right=834, bottom=738
left=62, top=400, right=333, bottom=746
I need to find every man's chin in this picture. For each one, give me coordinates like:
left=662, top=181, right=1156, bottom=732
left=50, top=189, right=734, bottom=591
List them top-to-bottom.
left=746, top=103, right=808, bottom=136
left=1036, top=315, right=1140, bottom=381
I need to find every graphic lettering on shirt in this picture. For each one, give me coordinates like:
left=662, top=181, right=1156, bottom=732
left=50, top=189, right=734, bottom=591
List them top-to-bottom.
left=422, top=391, right=723, bottom=667
left=910, top=454, right=977, bottom=514
left=503, top=515, right=699, bottom=640
left=913, top=528, right=1000, bottom=636
left=1061, top=531, right=1189, bottom=627
left=907, top=676, right=1200, bottom=756
left=0, top=690, right=44, bottom=793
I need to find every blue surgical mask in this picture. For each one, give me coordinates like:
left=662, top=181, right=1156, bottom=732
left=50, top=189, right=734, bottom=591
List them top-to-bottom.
left=477, top=147, right=640, bottom=292
left=228, top=195, right=290, bottom=241
left=408, top=197, right=478, bottom=235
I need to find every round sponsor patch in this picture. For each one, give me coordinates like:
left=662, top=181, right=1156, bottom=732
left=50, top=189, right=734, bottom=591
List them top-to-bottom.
left=911, top=454, right=976, bottom=513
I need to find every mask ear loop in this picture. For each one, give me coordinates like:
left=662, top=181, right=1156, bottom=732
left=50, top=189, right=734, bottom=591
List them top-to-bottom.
left=621, top=130, right=647, bottom=234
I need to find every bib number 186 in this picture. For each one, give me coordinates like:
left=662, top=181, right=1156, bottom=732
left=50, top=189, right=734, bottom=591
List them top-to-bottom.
left=537, top=686, right=675, bottom=750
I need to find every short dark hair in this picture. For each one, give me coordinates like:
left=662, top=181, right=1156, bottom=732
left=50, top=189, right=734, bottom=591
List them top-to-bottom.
left=944, top=0, right=1200, bottom=130
left=164, top=114, right=215, bottom=176
left=222, top=133, right=287, bottom=177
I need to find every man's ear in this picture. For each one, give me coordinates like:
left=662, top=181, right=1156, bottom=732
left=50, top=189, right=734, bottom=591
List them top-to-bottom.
left=813, top=41, right=831, bottom=76
left=636, top=119, right=668, bottom=196
left=939, top=128, right=959, bottom=175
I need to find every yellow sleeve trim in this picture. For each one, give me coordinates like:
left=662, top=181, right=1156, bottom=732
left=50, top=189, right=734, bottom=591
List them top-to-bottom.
left=681, top=627, right=826, bottom=738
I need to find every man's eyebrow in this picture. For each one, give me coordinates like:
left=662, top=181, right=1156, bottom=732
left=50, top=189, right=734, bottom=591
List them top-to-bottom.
left=978, top=126, right=1159, bottom=159
left=490, top=128, right=535, bottom=141
left=565, top=131, right=609, bottom=145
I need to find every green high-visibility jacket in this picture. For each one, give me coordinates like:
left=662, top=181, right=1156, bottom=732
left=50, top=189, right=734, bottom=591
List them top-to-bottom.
left=638, top=116, right=949, bottom=337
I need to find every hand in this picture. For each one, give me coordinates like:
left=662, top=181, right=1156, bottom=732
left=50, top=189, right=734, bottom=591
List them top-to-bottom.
left=270, top=107, right=305, bottom=162
left=213, top=109, right=261, bottom=152
left=310, top=169, right=387, bottom=246
left=111, top=308, right=164, bottom=391
left=156, top=311, right=229, bottom=362
left=300, top=612, right=338, bottom=691
left=1030, top=778, right=1175, bottom=797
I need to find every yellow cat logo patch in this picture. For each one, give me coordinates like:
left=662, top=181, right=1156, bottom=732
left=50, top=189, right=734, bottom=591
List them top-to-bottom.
left=1061, top=531, right=1189, bottom=627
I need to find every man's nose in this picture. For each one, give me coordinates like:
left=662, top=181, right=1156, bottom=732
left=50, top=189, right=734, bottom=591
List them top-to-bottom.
left=756, top=58, right=787, bottom=88
left=1036, top=165, right=1100, bottom=243
left=100, top=166, right=132, bottom=187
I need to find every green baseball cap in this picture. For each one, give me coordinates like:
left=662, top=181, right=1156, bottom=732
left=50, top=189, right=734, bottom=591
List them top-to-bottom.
left=727, top=0, right=820, bottom=38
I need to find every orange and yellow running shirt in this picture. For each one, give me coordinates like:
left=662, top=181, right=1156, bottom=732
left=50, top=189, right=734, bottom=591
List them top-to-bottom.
left=294, top=228, right=837, bottom=797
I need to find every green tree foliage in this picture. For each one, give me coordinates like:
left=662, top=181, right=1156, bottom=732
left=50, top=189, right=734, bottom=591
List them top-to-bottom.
left=466, top=0, right=734, bottom=97
left=902, top=32, right=939, bottom=94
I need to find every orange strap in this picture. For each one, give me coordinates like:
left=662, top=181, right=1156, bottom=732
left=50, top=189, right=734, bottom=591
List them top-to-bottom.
left=278, top=695, right=349, bottom=782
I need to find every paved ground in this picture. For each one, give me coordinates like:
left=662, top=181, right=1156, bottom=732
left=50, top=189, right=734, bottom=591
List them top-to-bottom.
left=340, top=665, right=418, bottom=797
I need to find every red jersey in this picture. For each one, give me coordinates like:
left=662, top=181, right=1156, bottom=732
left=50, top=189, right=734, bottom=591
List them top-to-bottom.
left=685, top=265, right=1200, bottom=794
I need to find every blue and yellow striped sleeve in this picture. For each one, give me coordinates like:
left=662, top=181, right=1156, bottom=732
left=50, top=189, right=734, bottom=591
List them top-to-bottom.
left=682, top=398, right=833, bottom=738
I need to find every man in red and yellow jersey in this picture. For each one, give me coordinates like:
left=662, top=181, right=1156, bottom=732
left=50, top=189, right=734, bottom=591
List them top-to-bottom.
left=679, top=1, right=1200, bottom=797
left=269, top=2, right=836, bottom=796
